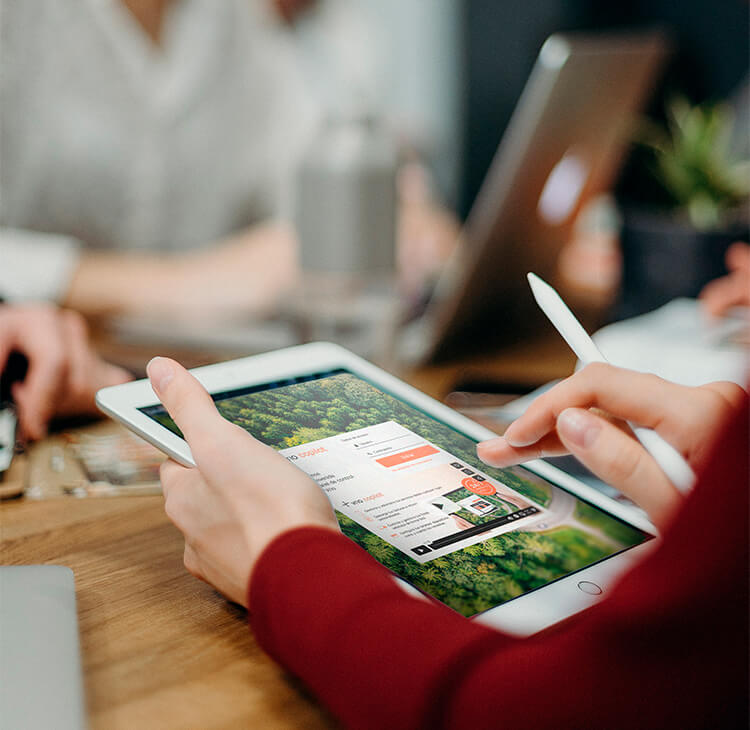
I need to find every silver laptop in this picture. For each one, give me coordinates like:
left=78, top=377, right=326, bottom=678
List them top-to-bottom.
left=402, top=31, right=669, bottom=364
left=0, top=566, right=86, bottom=730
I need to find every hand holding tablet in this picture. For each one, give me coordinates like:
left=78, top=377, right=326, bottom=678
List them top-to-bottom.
left=95, top=339, right=744, bottom=639
left=99, top=343, right=662, bottom=634
left=146, top=357, right=338, bottom=608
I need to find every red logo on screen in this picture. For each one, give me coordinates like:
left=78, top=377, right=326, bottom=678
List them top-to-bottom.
left=462, top=477, right=496, bottom=496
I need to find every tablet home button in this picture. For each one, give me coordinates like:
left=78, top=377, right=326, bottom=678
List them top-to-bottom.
left=577, top=580, right=603, bottom=595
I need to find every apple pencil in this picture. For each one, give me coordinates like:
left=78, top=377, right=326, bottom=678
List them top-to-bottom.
left=527, top=272, right=696, bottom=494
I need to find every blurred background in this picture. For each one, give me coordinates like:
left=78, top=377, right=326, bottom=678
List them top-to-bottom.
left=0, top=0, right=748, bottom=502
left=1, top=0, right=748, bottom=371
left=461, top=0, right=749, bottom=215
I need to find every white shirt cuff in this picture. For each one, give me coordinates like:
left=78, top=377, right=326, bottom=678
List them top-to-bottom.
left=0, top=228, right=82, bottom=303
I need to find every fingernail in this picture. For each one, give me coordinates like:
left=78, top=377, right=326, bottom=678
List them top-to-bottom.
left=147, top=357, right=173, bottom=394
left=557, top=408, right=600, bottom=449
left=502, top=422, right=532, bottom=447
left=476, top=438, right=508, bottom=467
left=476, top=440, right=494, bottom=456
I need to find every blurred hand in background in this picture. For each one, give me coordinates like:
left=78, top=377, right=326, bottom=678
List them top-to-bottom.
left=700, top=242, right=750, bottom=317
left=0, top=305, right=132, bottom=440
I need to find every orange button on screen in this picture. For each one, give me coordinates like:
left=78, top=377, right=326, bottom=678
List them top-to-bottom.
left=376, top=445, right=439, bottom=467
left=462, top=477, right=496, bottom=496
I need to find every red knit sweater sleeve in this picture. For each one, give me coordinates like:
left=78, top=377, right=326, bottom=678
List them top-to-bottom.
left=249, top=399, right=748, bottom=730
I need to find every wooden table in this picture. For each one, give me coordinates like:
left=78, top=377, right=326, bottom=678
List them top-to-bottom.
left=0, top=335, right=573, bottom=729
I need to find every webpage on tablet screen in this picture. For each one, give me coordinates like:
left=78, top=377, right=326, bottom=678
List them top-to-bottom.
left=139, top=370, right=650, bottom=617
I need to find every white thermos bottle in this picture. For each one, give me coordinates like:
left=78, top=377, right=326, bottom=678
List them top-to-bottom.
left=293, top=109, right=398, bottom=359
left=296, top=109, right=397, bottom=276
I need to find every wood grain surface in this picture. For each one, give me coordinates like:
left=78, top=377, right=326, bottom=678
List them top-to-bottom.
left=1, top=496, right=335, bottom=729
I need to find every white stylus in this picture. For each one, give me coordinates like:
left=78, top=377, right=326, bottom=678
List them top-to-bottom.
left=527, top=272, right=696, bottom=494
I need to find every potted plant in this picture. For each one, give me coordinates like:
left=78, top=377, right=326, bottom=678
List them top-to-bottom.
left=617, top=97, right=749, bottom=318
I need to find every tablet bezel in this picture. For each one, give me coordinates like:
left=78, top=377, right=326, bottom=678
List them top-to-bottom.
left=96, top=342, right=657, bottom=636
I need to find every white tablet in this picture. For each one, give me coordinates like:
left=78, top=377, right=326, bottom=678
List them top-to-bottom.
left=96, top=342, right=656, bottom=636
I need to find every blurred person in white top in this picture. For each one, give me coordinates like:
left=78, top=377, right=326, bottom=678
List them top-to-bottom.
left=0, top=0, right=461, bottom=322
left=0, top=0, right=316, bottom=321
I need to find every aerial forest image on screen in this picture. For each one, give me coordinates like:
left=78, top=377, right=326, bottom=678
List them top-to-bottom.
left=147, top=372, right=647, bottom=617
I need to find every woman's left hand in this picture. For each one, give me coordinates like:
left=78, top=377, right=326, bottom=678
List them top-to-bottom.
left=148, top=357, right=339, bottom=607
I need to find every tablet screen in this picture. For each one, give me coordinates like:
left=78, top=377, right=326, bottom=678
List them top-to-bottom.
left=140, top=370, right=651, bottom=617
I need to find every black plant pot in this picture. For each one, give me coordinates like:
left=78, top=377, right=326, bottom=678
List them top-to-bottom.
left=615, top=208, right=749, bottom=320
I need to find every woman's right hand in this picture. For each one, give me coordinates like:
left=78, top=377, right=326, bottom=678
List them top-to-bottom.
left=477, top=364, right=745, bottom=528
